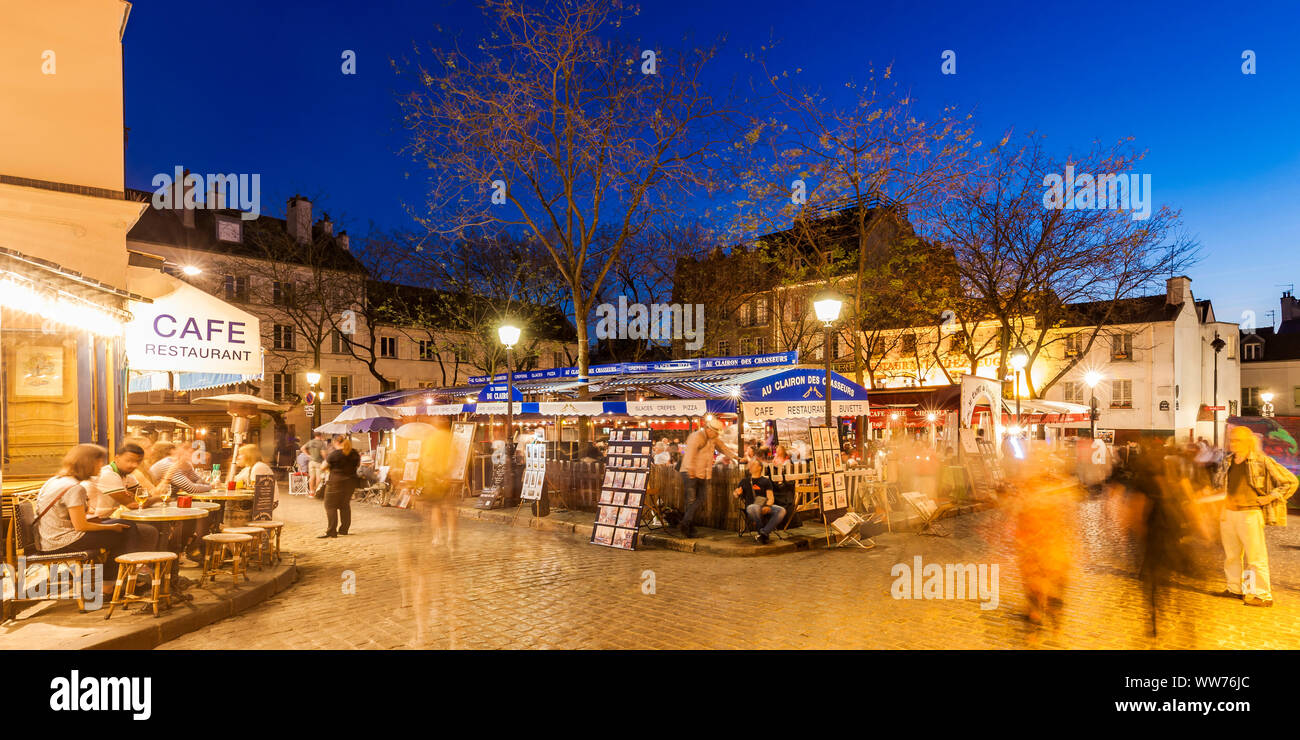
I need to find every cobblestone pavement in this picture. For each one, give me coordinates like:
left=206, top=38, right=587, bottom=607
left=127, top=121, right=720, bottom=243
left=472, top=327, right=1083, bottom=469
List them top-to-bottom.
left=158, top=492, right=1300, bottom=649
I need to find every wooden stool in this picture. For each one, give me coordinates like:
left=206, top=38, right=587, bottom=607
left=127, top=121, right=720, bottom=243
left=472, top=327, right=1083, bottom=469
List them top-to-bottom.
left=247, top=521, right=284, bottom=564
left=221, top=525, right=268, bottom=569
left=201, top=533, right=253, bottom=584
left=105, top=552, right=177, bottom=619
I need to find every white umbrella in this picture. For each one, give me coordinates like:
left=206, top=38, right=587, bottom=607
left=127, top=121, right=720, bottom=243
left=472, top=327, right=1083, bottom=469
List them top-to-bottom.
left=333, top=403, right=402, bottom=422
left=314, top=421, right=355, bottom=435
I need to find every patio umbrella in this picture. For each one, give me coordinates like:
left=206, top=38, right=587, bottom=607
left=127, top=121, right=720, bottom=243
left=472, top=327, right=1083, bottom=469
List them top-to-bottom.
left=191, top=393, right=284, bottom=411
left=333, top=403, right=402, bottom=423
left=352, top=416, right=400, bottom=433
left=314, top=421, right=355, bottom=435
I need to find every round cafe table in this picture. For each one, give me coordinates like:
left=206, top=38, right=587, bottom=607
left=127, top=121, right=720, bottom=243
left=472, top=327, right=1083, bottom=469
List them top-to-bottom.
left=119, top=506, right=210, bottom=596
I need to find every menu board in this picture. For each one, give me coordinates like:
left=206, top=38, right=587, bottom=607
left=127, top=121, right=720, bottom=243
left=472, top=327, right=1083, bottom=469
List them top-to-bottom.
left=810, top=424, right=849, bottom=513
left=591, top=428, right=651, bottom=551
left=520, top=441, right=547, bottom=501
left=252, top=474, right=276, bottom=520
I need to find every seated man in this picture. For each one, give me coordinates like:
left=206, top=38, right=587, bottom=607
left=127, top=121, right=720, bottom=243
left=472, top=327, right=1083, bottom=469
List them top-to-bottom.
left=92, top=443, right=162, bottom=554
left=732, top=459, right=786, bottom=544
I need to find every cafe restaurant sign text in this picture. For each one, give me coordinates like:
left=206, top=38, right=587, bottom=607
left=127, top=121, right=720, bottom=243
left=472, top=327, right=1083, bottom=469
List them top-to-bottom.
left=127, top=278, right=262, bottom=375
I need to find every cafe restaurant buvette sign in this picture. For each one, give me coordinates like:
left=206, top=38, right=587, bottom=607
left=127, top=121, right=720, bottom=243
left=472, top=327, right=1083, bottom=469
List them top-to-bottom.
left=126, top=276, right=262, bottom=375
left=740, top=368, right=870, bottom=420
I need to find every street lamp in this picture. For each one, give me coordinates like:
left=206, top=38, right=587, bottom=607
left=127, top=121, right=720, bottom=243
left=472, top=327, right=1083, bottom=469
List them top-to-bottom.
left=813, top=291, right=843, bottom=427
left=498, top=323, right=521, bottom=504
left=1211, top=333, right=1226, bottom=446
left=1009, top=347, right=1028, bottom=435
left=305, top=369, right=322, bottom=428
left=1084, top=370, right=1103, bottom=439
left=1262, top=391, right=1275, bottom=418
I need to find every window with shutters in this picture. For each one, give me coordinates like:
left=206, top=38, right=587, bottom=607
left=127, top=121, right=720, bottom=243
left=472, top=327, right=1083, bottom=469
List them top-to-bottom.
left=223, top=275, right=249, bottom=303
left=272, top=324, right=295, bottom=351
left=1111, top=333, right=1133, bottom=361
left=271, top=373, right=295, bottom=402
left=330, top=375, right=351, bottom=403
left=1110, top=379, right=1133, bottom=408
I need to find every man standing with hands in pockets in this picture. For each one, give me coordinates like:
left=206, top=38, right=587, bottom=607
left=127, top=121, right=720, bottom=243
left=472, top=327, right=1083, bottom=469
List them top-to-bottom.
left=1218, top=425, right=1298, bottom=606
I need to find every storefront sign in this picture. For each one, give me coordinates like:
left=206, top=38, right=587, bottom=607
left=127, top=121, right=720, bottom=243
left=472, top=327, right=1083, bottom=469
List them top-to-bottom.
left=127, top=276, right=261, bottom=375
left=467, top=351, right=799, bottom=384
left=744, top=368, right=867, bottom=402
left=477, top=384, right=523, bottom=402
left=625, top=399, right=708, bottom=417
left=742, top=400, right=869, bottom=420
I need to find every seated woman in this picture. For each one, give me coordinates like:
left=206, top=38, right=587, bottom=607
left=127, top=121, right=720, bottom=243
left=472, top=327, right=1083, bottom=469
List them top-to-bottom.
left=232, top=443, right=274, bottom=486
left=34, top=444, right=133, bottom=596
left=732, top=459, right=786, bottom=544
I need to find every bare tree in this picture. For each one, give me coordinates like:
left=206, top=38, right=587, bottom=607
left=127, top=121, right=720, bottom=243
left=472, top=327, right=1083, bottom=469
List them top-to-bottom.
left=395, top=0, right=727, bottom=398
left=931, top=133, right=1199, bottom=396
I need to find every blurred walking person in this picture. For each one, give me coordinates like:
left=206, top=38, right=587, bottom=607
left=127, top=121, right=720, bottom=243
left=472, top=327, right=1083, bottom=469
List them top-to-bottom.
left=1216, top=425, right=1297, bottom=606
left=319, top=434, right=360, bottom=538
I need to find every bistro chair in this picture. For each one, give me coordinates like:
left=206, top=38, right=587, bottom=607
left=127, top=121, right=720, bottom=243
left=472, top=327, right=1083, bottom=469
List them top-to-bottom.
left=9, top=500, right=106, bottom=614
left=246, top=520, right=285, bottom=565
left=220, top=525, right=269, bottom=570
left=201, top=532, right=254, bottom=584
left=105, top=552, right=176, bottom=619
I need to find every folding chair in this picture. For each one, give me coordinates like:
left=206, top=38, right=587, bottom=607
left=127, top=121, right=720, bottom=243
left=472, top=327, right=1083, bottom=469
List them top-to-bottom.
left=901, top=491, right=955, bottom=536
left=829, top=511, right=874, bottom=549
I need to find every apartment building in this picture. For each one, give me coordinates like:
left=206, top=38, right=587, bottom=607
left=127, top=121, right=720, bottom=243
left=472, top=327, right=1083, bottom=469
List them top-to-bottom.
left=125, top=192, right=577, bottom=447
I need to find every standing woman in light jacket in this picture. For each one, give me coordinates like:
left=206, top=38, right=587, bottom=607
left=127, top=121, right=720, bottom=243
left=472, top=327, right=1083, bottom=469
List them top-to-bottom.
left=319, top=434, right=360, bottom=538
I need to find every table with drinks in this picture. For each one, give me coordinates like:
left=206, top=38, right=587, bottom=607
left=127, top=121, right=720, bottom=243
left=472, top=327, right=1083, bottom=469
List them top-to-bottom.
left=118, top=484, right=210, bottom=597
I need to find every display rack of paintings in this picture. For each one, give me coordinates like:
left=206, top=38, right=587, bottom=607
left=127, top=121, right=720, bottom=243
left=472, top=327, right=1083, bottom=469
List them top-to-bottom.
left=591, top=428, right=651, bottom=551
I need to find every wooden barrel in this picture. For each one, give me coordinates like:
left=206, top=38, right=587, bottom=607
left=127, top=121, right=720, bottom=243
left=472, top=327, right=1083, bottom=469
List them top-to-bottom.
left=225, top=500, right=252, bottom=527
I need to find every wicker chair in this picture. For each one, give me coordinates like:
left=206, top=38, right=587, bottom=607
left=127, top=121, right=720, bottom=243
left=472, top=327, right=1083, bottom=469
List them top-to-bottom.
left=4, top=500, right=107, bottom=616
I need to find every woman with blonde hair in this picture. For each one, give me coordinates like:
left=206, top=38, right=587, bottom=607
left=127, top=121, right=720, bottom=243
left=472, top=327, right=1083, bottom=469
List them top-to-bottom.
left=319, top=434, right=360, bottom=538
left=233, top=443, right=274, bottom=486
left=33, top=444, right=132, bottom=593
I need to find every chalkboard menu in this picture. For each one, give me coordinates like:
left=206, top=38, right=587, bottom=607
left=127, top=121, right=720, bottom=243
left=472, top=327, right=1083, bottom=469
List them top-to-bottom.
left=591, top=428, right=651, bottom=551
left=252, top=474, right=276, bottom=521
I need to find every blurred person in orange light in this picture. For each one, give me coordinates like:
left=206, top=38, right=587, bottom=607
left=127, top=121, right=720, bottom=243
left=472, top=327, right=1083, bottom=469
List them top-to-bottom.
left=1213, top=425, right=1298, bottom=606
left=1006, top=444, right=1076, bottom=630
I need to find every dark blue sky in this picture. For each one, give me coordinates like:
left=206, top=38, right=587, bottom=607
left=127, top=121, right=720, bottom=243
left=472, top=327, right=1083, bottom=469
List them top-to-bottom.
left=123, top=0, right=1298, bottom=329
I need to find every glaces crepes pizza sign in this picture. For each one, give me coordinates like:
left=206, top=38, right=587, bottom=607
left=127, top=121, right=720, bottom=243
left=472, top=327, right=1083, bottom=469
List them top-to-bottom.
left=127, top=279, right=262, bottom=375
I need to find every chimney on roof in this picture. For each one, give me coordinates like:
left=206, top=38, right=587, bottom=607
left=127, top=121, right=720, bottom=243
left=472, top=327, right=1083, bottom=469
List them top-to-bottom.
left=173, top=168, right=195, bottom=229
left=287, top=195, right=311, bottom=244
left=317, top=213, right=333, bottom=237
left=337, top=230, right=349, bottom=251
left=1166, top=275, right=1191, bottom=306
left=1282, top=289, right=1300, bottom=323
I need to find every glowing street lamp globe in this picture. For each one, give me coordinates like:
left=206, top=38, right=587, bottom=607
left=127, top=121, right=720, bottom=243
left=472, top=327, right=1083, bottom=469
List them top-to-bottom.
left=813, top=293, right=843, bottom=324
left=498, top=324, right=521, bottom=348
left=1009, top=348, right=1029, bottom=371
left=305, top=370, right=321, bottom=386
left=1084, top=370, right=1103, bottom=388
left=1261, top=391, right=1275, bottom=404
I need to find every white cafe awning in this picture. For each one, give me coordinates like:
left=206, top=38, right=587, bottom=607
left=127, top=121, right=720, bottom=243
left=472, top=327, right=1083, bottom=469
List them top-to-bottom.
left=126, top=271, right=263, bottom=380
